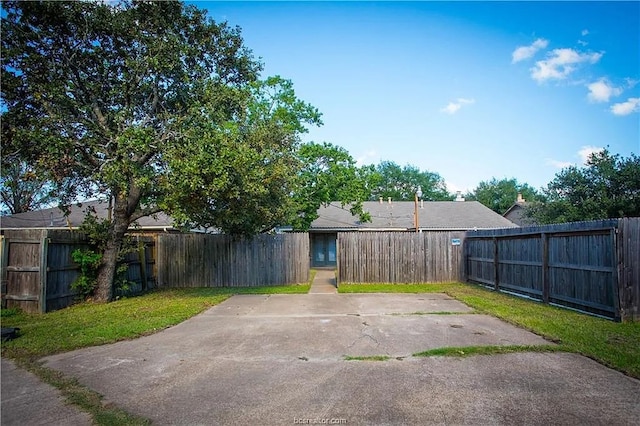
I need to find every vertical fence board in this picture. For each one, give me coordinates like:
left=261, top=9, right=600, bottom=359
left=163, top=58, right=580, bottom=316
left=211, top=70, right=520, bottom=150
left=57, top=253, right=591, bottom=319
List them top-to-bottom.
left=542, top=233, right=549, bottom=303
left=1, top=236, right=8, bottom=309
left=39, top=237, right=48, bottom=313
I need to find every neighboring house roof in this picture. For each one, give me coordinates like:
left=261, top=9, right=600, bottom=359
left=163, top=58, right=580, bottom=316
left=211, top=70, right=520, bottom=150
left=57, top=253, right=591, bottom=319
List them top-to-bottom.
left=0, top=200, right=176, bottom=231
left=311, top=201, right=519, bottom=231
left=503, top=202, right=538, bottom=227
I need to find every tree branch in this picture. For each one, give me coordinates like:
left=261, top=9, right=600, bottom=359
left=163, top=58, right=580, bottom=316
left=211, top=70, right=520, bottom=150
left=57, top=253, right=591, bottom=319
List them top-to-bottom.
left=130, top=206, right=162, bottom=222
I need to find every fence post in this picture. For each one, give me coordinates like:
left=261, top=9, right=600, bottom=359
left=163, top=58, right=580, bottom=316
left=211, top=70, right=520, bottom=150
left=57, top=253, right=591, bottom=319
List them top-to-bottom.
left=613, top=225, right=622, bottom=322
left=542, top=232, right=549, bottom=303
left=336, top=233, right=341, bottom=286
left=39, top=234, right=49, bottom=313
left=156, top=234, right=163, bottom=288
left=0, top=236, right=8, bottom=309
left=462, top=236, right=467, bottom=283
left=493, top=237, right=499, bottom=291
left=138, top=238, right=148, bottom=292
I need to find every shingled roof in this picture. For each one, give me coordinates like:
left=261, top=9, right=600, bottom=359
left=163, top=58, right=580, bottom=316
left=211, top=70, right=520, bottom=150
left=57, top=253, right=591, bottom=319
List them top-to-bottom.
left=0, top=200, right=175, bottom=231
left=312, top=201, right=518, bottom=231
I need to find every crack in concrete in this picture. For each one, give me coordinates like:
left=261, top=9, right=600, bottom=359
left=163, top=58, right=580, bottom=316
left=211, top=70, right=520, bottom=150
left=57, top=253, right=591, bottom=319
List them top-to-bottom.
left=346, top=322, right=380, bottom=351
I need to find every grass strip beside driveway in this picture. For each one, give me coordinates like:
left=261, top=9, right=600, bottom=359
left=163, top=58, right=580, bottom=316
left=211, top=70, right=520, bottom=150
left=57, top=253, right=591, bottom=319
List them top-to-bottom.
left=339, top=282, right=640, bottom=379
left=414, top=344, right=562, bottom=358
left=344, top=355, right=391, bottom=361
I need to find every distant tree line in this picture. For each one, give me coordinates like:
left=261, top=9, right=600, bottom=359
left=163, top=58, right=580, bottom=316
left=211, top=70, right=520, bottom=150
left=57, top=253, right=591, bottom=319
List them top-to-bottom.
left=525, top=150, right=640, bottom=224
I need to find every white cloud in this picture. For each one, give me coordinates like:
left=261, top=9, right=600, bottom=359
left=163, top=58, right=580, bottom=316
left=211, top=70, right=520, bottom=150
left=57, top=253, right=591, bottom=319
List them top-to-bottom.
left=581, top=29, right=589, bottom=36
left=511, top=38, right=549, bottom=63
left=530, top=48, right=603, bottom=83
left=587, top=78, right=622, bottom=103
left=624, top=78, right=639, bottom=89
left=440, top=98, right=475, bottom=115
left=610, top=98, right=640, bottom=116
left=546, top=145, right=604, bottom=169
left=578, top=145, right=604, bottom=163
left=355, top=149, right=379, bottom=167
left=546, top=158, right=573, bottom=169
left=444, top=181, right=471, bottom=195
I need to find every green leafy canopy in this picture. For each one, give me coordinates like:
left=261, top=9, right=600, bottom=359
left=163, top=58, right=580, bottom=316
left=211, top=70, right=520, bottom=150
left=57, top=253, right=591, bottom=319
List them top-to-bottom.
left=1, top=0, right=320, bottom=300
left=291, top=142, right=371, bottom=230
left=369, top=161, right=451, bottom=202
left=466, top=177, right=543, bottom=215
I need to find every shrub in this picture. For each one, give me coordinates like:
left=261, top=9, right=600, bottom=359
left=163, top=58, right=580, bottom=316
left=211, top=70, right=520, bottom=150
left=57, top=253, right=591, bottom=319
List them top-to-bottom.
left=71, top=249, right=102, bottom=299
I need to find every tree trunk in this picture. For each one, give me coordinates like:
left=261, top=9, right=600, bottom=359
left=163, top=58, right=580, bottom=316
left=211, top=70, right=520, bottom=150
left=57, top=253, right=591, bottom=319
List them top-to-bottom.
left=93, top=195, right=134, bottom=302
left=94, top=239, right=121, bottom=302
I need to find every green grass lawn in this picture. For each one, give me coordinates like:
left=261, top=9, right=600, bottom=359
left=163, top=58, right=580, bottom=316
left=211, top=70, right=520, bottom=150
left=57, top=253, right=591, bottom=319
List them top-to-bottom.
left=339, top=282, right=640, bottom=378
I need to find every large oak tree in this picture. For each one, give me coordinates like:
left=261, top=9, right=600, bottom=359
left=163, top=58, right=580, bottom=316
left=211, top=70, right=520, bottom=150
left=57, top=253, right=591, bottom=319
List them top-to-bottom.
left=2, top=1, right=319, bottom=301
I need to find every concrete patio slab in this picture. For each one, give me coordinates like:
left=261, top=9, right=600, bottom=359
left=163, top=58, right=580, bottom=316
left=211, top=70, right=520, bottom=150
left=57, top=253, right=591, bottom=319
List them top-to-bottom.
left=213, top=293, right=473, bottom=317
left=41, top=294, right=640, bottom=425
left=57, top=354, right=637, bottom=426
left=1, top=358, right=92, bottom=426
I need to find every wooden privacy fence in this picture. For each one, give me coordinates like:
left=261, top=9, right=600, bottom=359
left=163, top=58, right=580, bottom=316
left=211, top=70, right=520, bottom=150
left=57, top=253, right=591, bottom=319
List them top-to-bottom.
left=464, top=218, right=639, bottom=321
left=0, top=229, right=156, bottom=313
left=1, top=230, right=310, bottom=312
left=337, top=231, right=466, bottom=284
left=155, top=233, right=309, bottom=288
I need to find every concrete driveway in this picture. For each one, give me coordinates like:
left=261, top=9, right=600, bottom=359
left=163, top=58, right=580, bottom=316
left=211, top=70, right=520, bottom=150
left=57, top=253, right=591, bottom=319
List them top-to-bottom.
left=44, top=294, right=640, bottom=425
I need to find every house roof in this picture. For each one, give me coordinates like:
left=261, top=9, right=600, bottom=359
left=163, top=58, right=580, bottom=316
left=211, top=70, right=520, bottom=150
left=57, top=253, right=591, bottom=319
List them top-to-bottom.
left=2, top=199, right=518, bottom=233
left=0, top=200, right=175, bottom=231
left=311, top=201, right=519, bottom=231
left=503, top=202, right=537, bottom=227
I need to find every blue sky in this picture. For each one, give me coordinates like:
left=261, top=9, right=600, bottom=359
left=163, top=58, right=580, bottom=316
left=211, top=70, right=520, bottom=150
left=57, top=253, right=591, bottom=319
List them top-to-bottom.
left=198, top=1, right=639, bottom=194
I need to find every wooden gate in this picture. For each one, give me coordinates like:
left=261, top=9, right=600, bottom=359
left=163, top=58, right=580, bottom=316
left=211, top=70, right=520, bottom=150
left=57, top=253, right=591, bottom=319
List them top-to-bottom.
left=1, top=230, right=86, bottom=313
left=1, top=231, right=48, bottom=313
